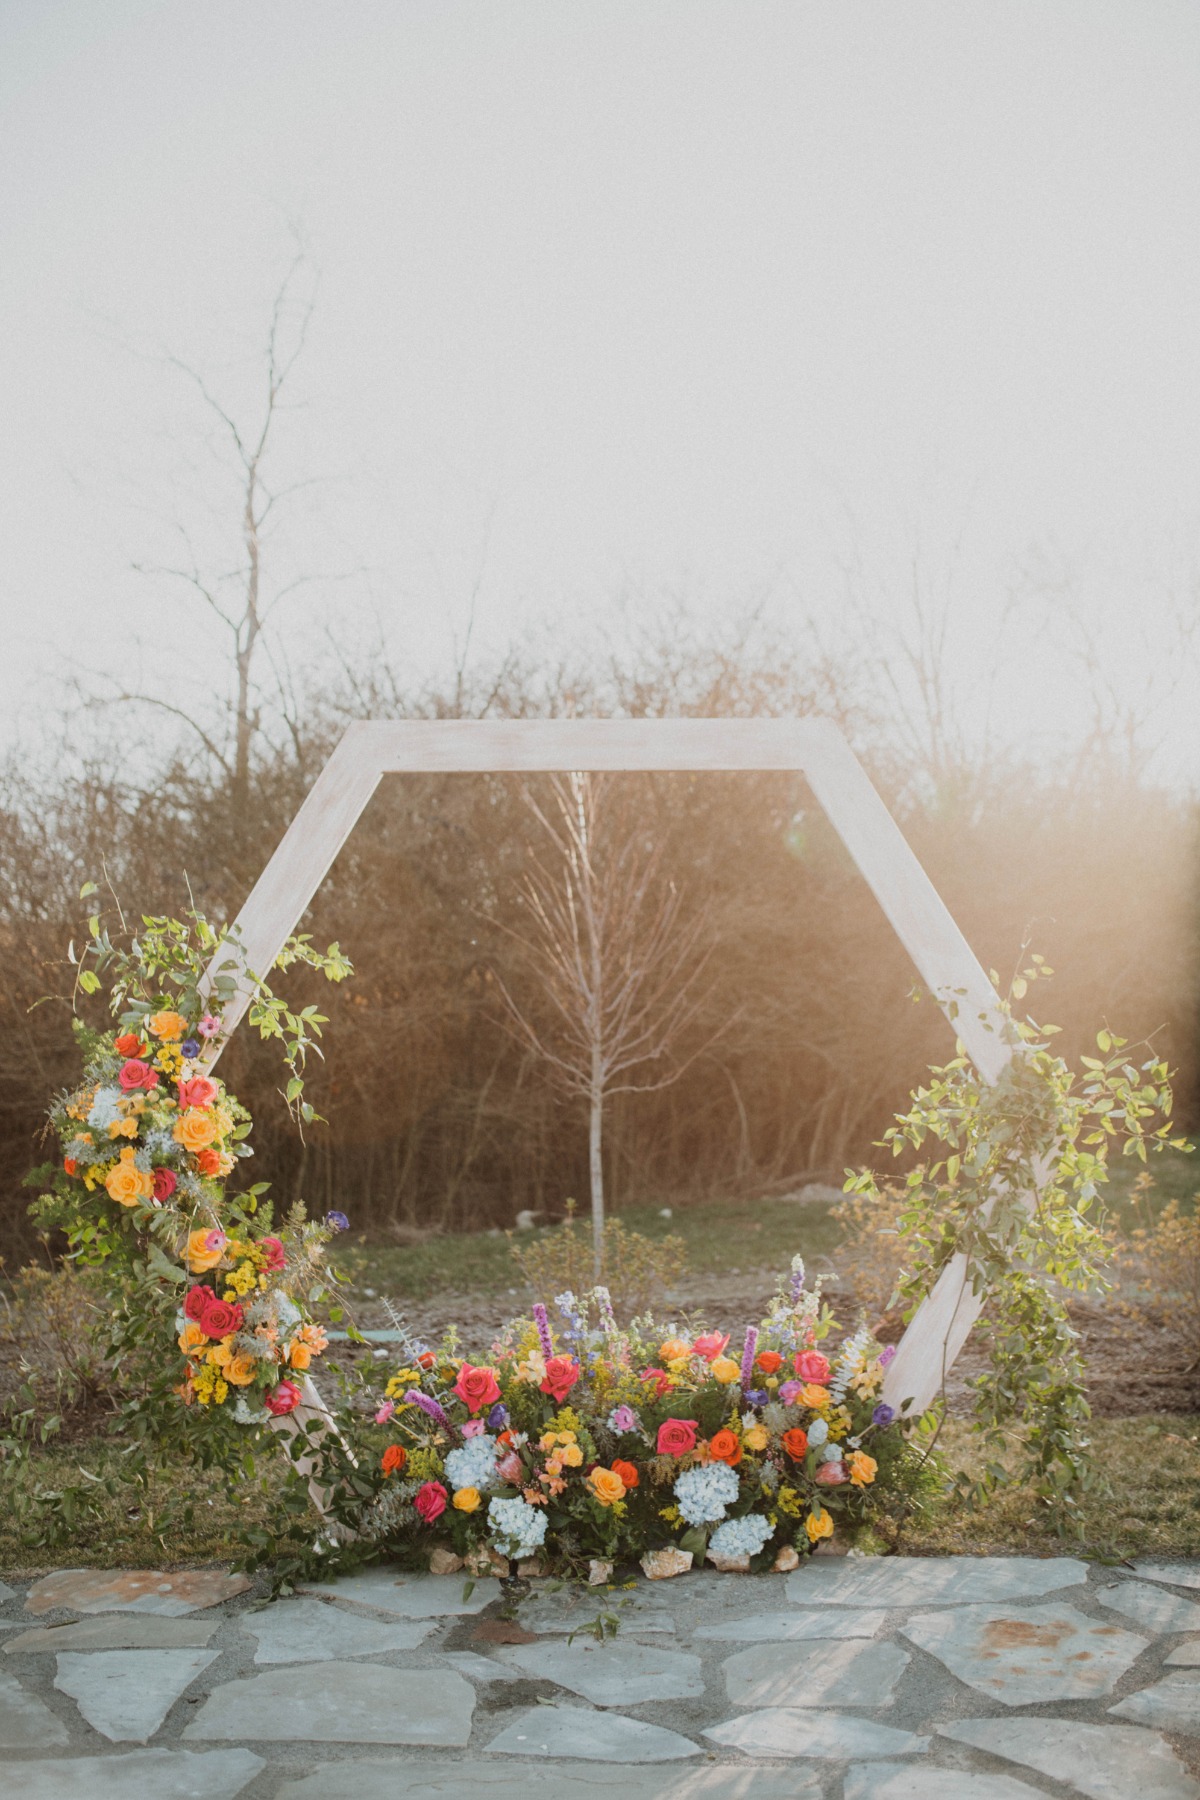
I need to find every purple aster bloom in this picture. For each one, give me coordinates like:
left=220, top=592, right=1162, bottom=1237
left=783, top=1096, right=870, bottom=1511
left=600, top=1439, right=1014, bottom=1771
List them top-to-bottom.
left=180, top=1038, right=201, bottom=1059
left=325, top=1210, right=350, bottom=1232
left=532, top=1302, right=553, bottom=1361
left=739, top=1325, right=758, bottom=1391
left=878, top=1344, right=897, bottom=1368
left=745, top=1387, right=768, bottom=1406
left=409, top=1390, right=451, bottom=1431
left=487, top=1402, right=508, bottom=1430
left=872, top=1402, right=896, bottom=1427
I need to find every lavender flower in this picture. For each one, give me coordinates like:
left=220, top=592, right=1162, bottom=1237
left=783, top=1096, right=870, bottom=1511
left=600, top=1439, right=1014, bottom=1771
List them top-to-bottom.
left=594, top=1285, right=617, bottom=1335
left=532, top=1302, right=553, bottom=1361
left=739, top=1325, right=758, bottom=1391
left=879, top=1344, right=897, bottom=1368
left=409, top=1390, right=451, bottom=1431
left=872, top=1402, right=896, bottom=1427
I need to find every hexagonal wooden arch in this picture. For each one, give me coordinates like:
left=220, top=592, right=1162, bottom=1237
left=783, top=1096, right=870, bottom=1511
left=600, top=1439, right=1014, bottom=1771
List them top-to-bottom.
left=202, top=717, right=1016, bottom=1419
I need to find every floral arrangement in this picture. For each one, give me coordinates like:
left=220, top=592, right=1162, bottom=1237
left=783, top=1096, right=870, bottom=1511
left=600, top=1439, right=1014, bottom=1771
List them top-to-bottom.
left=364, top=1260, right=909, bottom=1573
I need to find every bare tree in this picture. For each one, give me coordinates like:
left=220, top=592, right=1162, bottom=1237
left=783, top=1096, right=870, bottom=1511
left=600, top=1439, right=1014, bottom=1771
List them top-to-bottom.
left=493, top=772, right=718, bottom=1278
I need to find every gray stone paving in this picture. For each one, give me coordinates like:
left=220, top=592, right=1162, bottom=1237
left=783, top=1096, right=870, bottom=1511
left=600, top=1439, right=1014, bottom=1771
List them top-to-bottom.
left=0, top=1553, right=1197, bottom=1795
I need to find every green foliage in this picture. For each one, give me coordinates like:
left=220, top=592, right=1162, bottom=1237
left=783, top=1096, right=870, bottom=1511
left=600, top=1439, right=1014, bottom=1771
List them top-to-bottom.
left=846, top=958, right=1188, bottom=1518
left=509, top=1199, right=688, bottom=1320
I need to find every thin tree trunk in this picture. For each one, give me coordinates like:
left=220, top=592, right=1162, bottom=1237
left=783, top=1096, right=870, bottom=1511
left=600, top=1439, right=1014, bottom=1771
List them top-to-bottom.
left=589, top=1062, right=604, bottom=1283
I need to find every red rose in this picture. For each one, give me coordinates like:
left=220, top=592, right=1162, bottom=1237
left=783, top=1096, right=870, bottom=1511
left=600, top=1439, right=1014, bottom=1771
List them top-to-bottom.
left=114, top=1033, right=144, bottom=1057
left=118, top=1058, right=159, bottom=1092
left=177, top=1075, right=218, bottom=1110
left=152, top=1168, right=177, bottom=1203
left=259, top=1235, right=286, bottom=1270
left=183, top=1285, right=212, bottom=1323
left=199, top=1297, right=244, bottom=1338
left=693, top=1331, right=729, bottom=1362
left=756, top=1351, right=783, bottom=1375
left=794, top=1351, right=831, bottom=1383
left=539, top=1355, right=580, bottom=1403
left=454, top=1363, right=502, bottom=1413
left=640, top=1366, right=673, bottom=1399
left=264, top=1380, right=302, bottom=1416
left=656, top=1417, right=699, bottom=1457
left=782, top=1427, right=809, bottom=1460
left=814, top=1459, right=848, bottom=1486
left=414, top=1479, right=448, bottom=1523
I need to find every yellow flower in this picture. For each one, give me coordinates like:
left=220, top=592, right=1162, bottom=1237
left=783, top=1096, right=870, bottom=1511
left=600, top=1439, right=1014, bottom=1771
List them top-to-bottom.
left=148, top=1010, right=187, bottom=1040
left=212, top=1105, right=234, bottom=1140
left=175, top=1108, right=218, bottom=1153
left=107, top=1116, right=140, bottom=1141
left=104, top=1147, right=153, bottom=1208
left=185, top=1229, right=225, bottom=1273
left=178, top=1320, right=207, bottom=1355
left=207, top=1338, right=234, bottom=1368
left=289, top=1340, right=312, bottom=1370
left=226, top=1353, right=259, bottom=1387
left=710, top=1356, right=740, bottom=1384
left=385, top=1368, right=420, bottom=1400
left=800, top=1383, right=831, bottom=1409
left=742, top=1424, right=769, bottom=1452
left=538, top=1432, right=558, bottom=1453
left=561, top=1443, right=583, bottom=1468
left=848, top=1451, right=877, bottom=1488
left=587, top=1467, right=626, bottom=1506
left=453, top=1486, right=482, bottom=1513
left=805, top=1506, right=834, bottom=1543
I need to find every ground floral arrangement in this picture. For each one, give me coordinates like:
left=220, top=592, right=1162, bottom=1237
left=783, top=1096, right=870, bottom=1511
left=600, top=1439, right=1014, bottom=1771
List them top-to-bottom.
left=362, top=1271, right=911, bottom=1575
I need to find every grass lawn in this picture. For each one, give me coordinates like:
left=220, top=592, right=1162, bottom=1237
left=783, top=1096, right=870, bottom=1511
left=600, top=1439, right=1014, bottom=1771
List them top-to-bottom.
left=3, top=1412, right=1195, bottom=1579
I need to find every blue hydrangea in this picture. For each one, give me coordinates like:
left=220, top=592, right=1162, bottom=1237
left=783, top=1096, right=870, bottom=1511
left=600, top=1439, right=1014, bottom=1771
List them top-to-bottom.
left=444, top=1433, right=499, bottom=1493
left=673, top=1460, right=740, bottom=1526
left=488, top=1496, right=548, bottom=1559
left=709, top=1513, right=773, bottom=1559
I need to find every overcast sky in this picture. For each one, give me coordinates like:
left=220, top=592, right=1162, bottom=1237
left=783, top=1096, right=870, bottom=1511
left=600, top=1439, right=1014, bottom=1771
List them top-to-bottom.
left=2, top=2, right=1198, bottom=780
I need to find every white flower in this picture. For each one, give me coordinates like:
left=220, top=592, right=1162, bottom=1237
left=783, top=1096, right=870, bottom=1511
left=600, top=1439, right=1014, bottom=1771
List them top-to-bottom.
left=674, top=1462, right=740, bottom=1526
left=488, top=1496, right=548, bottom=1559
left=709, top=1514, right=773, bottom=1559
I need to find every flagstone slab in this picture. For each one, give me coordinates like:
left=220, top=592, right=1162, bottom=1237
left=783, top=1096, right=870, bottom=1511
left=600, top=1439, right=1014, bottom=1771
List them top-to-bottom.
left=786, top=1555, right=1088, bottom=1609
left=1131, top=1562, right=1200, bottom=1593
left=24, top=1567, right=250, bottom=1616
left=298, top=1569, right=500, bottom=1617
left=1097, top=1581, right=1200, bottom=1634
left=0, top=1582, right=14, bottom=1602
left=516, top=1590, right=675, bottom=1635
left=241, top=1594, right=434, bottom=1662
left=901, top=1602, right=1147, bottom=1704
left=694, top=1607, right=888, bottom=1641
left=5, top=1613, right=221, bottom=1654
left=497, top=1636, right=704, bottom=1705
left=722, top=1637, right=908, bottom=1708
left=1167, top=1641, right=1200, bottom=1665
left=55, top=1646, right=218, bottom=1742
left=444, top=1650, right=524, bottom=1682
left=183, top=1661, right=475, bottom=1745
left=0, top=1668, right=72, bottom=1748
left=1111, top=1671, right=1200, bottom=1734
left=486, top=1703, right=701, bottom=1761
left=704, top=1709, right=930, bottom=1760
left=942, top=1715, right=1200, bottom=1800
left=7, top=1747, right=265, bottom=1799
left=278, top=1759, right=817, bottom=1797
left=844, top=1765, right=1042, bottom=1800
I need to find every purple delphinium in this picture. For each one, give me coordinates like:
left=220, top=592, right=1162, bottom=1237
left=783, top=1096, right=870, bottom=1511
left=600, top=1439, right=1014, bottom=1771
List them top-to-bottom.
left=326, top=1210, right=350, bottom=1232
left=790, top=1260, right=806, bottom=1302
left=594, top=1285, right=617, bottom=1334
left=532, top=1302, right=553, bottom=1361
left=739, top=1325, right=758, bottom=1391
left=878, top=1344, right=897, bottom=1368
left=410, top=1390, right=452, bottom=1431
left=487, top=1402, right=509, bottom=1430
left=872, top=1402, right=896, bottom=1427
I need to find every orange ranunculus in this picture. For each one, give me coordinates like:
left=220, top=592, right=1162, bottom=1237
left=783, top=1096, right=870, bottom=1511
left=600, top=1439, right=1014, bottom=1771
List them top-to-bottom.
left=148, top=1010, right=187, bottom=1041
left=174, top=1108, right=219, bottom=1153
left=105, top=1147, right=154, bottom=1207
left=63, top=1157, right=77, bottom=1176
left=185, top=1228, right=226, bottom=1272
left=659, top=1337, right=691, bottom=1364
left=289, top=1340, right=312, bottom=1370
left=756, top=1350, right=783, bottom=1375
left=225, top=1353, right=258, bottom=1387
left=782, top=1426, right=809, bottom=1460
left=708, top=1428, right=742, bottom=1466
left=381, top=1443, right=408, bottom=1476
left=848, top=1450, right=877, bottom=1487
left=611, top=1459, right=640, bottom=1489
left=587, top=1466, right=626, bottom=1506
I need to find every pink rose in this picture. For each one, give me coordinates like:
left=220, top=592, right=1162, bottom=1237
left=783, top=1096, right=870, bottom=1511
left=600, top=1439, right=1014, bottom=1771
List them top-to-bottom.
left=118, top=1058, right=159, bottom=1092
left=178, top=1075, right=218, bottom=1109
left=152, top=1167, right=178, bottom=1203
left=259, top=1235, right=286, bottom=1271
left=693, top=1331, right=729, bottom=1362
left=794, top=1351, right=831, bottom=1383
left=539, top=1355, right=580, bottom=1403
left=454, top=1362, right=502, bottom=1414
left=640, top=1367, right=673, bottom=1398
left=264, top=1380, right=302, bottom=1416
left=374, top=1401, right=395, bottom=1424
left=656, top=1417, right=699, bottom=1457
left=497, top=1451, right=524, bottom=1483
left=814, top=1460, right=848, bottom=1485
left=414, top=1480, right=448, bottom=1523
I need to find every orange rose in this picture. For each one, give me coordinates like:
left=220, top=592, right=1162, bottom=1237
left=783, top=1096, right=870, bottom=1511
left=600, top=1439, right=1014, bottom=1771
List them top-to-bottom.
left=148, top=1010, right=187, bottom=1040
left=174, top=1108, right=218, bottom=1153
left=105, top=1147, right=154, bottom=1207
left=196, top=1147, right=235, bottom=1178
left=185, top=1228, right=226, bottom=1272
left=177, top=1320, right=207, bottom=1355
left=659, top=1337, right=691, bottom=1363
left=288, top=1340, right=312, bottom=1370
left=756, top=1351, right=783, bottom=1375
left=226, top=1353, right=258, bottom=1387
left=800, top=1383, right=830, bottom=1409
left=782, top=1426, right=809, bottom=1460
left=708, top=1428, right=743, bottom=1466
left=382, top=1444, right=408, bottom=1476
left=849, top=1451, right=877, bottom=1487
left=611, top=1459, right=639, bottom=1489
left=587, top=1467, right=626, bottom=1506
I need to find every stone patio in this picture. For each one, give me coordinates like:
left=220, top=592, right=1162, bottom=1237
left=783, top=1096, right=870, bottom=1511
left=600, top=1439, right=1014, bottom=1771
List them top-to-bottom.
left=1, top=1554, right=1198, bottom=1797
